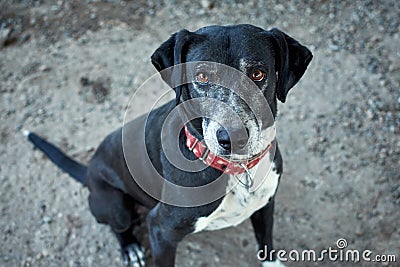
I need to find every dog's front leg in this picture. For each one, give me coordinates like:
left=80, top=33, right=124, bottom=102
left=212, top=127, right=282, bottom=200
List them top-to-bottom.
left=251, top=198, right=286, bottom=267
left=147, top=203, right=191, bottom=267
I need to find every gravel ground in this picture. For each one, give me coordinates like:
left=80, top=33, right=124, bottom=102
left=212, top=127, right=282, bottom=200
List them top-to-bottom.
left=1, top=1, right=399, bottom=266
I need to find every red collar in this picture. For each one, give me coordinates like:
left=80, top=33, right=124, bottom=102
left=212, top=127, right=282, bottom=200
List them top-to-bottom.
left=184, top=125, right=272, bottom=175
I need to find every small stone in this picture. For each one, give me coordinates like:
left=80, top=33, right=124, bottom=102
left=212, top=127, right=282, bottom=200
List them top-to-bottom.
left=201, top=0, right=215, bottom=9
left=274, top=4, right=284, bottom=11
left=51, top=5, right=60, bottom=12
left=1, top=28, right=11, bottom=38
left=329, top=44, right=340, bottom=51
left=39, top=65, right=51, bottom=72
left=366, top=109, right=374, bottom=120
left=298, top=112, right=307, bottom=120
left=42, top=216, right=53, bottom=224
left=355, top=226, right=363, bottom=236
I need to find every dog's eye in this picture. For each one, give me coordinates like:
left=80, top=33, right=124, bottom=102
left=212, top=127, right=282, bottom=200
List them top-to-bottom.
left=251, top=70, right=265, bottom=82
left=196, top=72, right=209, bottom=84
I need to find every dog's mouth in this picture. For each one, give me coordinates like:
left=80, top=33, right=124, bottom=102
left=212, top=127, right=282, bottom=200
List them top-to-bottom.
left=200, top=118, right=276, bottom=161
left=184, top=124, right=274, bottom=175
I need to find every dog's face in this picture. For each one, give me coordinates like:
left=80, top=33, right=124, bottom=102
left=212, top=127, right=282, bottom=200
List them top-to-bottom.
left=151, top=24, right=312, bottom=160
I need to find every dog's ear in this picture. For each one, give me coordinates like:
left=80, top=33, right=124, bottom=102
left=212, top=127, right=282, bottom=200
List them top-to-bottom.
left=269, top=28, right=313, bottom=103
left=151, top=29, right=194, bottom=105
left=151, top=29, right=192, bottom=71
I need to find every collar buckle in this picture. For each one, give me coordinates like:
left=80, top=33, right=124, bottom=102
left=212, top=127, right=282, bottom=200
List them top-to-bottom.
left=188, top=138, right=198, bottom=151
left=199, top=147, right=210, bottom=161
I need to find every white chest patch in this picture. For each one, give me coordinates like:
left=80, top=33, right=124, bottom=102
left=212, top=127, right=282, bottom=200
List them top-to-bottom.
left=193, top=155, right=280, bottom=233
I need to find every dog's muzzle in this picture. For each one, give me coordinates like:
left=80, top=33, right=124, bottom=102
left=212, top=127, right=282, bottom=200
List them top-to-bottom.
left=184, top=125, right=273, bottom=175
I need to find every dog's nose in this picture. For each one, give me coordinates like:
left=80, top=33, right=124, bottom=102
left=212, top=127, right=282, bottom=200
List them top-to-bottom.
left=216, top=127, right=249, bottom=151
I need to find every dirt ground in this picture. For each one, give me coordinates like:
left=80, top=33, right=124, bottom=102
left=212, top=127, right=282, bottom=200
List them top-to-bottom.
left=1, top=1, right=399, bottom=266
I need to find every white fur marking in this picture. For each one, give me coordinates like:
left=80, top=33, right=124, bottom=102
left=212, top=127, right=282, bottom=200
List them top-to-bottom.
left=239, top=58, right=251, bottom=72
left=22, top=130, right=30, bottom=137
left=194, top=156, right=280, bottom=232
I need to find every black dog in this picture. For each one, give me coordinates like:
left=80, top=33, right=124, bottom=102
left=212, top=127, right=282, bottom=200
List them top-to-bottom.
left=26, top=24, right=312, bottom=267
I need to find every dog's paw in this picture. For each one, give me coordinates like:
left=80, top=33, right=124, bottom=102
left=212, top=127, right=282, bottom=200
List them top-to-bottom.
left=121, top=243, right=146, bottom=267
left=262, top=259, right=286, bottom=267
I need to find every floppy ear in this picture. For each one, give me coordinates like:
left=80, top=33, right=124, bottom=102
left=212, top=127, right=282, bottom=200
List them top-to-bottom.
left=270, top=28, right=313, bottom=103
left=151, top=29, right=194, bottom=105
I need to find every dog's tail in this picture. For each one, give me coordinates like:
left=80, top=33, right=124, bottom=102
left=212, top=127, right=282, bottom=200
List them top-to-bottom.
left=24, top=130, right=87, bottom=185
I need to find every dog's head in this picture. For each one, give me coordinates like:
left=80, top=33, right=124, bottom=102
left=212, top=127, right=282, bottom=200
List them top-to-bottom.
left=151, top=24, right=312, bottom=160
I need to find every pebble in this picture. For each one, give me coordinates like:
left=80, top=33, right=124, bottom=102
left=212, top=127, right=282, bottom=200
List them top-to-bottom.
left=200, top=0, right=212, bottom=9
left=51, top=5, right=60, bottom=12
left=1, top=28, right=11, bottom=38
left=328, top=44, right=340, bottom=51
left=39, top=65, right=51, bottom=72
left=366, top=109, right=374, bottom=120
left=42, top=216, right=53, bottom=224
left=23, top=257, right=33, bottom=266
